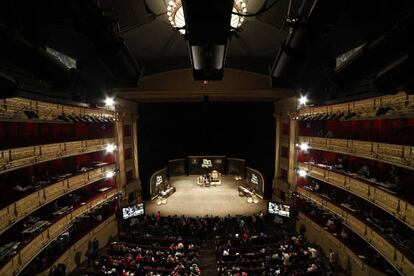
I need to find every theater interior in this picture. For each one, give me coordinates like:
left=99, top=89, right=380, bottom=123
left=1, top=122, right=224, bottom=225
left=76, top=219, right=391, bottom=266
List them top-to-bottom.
left=1, top=0, right=414, bottom=275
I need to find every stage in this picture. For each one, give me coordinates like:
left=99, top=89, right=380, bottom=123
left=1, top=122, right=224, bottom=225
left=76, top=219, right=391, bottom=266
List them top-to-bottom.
left=145, top=175, right=266, bottom=217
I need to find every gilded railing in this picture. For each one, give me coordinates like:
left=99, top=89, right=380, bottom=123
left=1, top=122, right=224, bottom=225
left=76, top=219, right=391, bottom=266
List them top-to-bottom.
left=295, top=92, right=414, bottom=119
left=298, top=136, right=414, bottom=171
left=0, top=138, right=115, bottom=174
left=298, top=162, right=414, bottom=230
left=0, top=164, right=116, bottom=234
left=297, top=186, right=414, bottom=275
left=0, top=189, right=118, bottom=276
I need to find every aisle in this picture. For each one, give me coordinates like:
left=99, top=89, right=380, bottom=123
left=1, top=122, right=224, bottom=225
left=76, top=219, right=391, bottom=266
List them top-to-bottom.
left=199, top=243, right=218, bottom=276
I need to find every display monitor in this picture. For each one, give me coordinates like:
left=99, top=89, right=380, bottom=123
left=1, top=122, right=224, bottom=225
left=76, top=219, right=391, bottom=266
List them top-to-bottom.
left=268, top=202, right=290, bottom=217
left=122, top=203, right=144, bottom=219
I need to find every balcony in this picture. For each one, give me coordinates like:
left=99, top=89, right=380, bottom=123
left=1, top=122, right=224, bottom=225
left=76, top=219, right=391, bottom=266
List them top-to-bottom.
left=295, top=92, right=414, bottom=120
left=0, top=97, right=115, bottom=123
left=298, top=136, right=414, bottom=171
left=0, top=138, right=115, bottom=174
left=298, top=162, right=414, bottom=230
left=0, top=164, right=115, bottom=234
left=296, top=186, right=414, bottom=275
left=0, top=188, right=118, bottom=276
left=296, top=211, right=392, bottom=276
left=24, top=212, right=118, bottom=275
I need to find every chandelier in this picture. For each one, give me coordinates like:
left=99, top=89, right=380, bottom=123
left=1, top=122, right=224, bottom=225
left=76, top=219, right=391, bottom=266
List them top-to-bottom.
left=167, top=0, right=247, bottom=35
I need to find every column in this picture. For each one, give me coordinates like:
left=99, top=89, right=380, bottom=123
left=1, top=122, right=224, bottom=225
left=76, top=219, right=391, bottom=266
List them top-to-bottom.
left=287, top=114, right=298, bottom=186
left=115, top=117, right=126, bottom=201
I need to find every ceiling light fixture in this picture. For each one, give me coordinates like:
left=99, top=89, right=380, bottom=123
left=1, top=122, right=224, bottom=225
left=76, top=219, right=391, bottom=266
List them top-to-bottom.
left=167, top=0, right=247, bottom=34
left=298, top=95, right=308, bottom=106
left=104, top=97, right=115, bottom=107
left=105, top=143, right=117, bottom=153
left=298, top=143, right=309, bottom=151
left=297, top=169, right=307, bottom=177
left=105, top=171, right=115, bottom=179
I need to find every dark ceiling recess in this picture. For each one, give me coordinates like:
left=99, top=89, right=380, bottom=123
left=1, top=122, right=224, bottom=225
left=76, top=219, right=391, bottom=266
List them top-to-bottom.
left=0, top=0, right=143, bottom=100
left=182, top=0, right=233, bottom=81
left=267, top=0, right=414, bottom=101
left=270, top=0, right=319, bottom=88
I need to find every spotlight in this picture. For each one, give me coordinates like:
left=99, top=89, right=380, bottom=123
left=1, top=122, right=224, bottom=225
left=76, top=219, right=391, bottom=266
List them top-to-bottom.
left=299, top=95, right=308, bottom=106
left=104, top=97, right=115, bottom=107
left=105, top=143, right=117, bottom=153
left=299, top=143, right=309, bottom=151
left=298, top=169, right=307, bottom=177
left=105, top=171, right=115, bottom=179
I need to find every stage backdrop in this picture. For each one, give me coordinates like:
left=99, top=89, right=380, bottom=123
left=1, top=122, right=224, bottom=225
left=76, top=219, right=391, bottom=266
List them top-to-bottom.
left=187, top=156, right=226, bottom=175
left=168, top=158, right=186, bottom=177
left=227, top=158, right=246, bottom=176
left=149, top=167, right=168, bottom=200
left=246, top=167, right=264, bottom=198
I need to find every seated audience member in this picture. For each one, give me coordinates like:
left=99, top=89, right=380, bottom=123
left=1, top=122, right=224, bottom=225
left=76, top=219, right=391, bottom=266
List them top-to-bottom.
left=358, top=165, right=370, bottom=178
left=13, top=184, right=31, bottom=192
left=340, top=229, right=349, bottom=239
left=328, top=249, right=336, bottom=270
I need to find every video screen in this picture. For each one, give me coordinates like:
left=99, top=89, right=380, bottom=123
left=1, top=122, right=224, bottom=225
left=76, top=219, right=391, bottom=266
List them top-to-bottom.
left=268, top=202, right=290, bottom=217
left=122, top=203, right=144, bottom=219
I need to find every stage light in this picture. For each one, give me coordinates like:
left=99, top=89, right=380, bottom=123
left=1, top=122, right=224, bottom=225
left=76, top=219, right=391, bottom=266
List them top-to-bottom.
left=299, top=95, right=308, bottom=106
left=104, top=97, right=115, bottom=107
left=105, top=143, right=117, bottom=153
left=299, top=143, right=309, bottom=151
left=298, top=169, right=307, bottom=177
left=105, top=171, right=115, bottom=179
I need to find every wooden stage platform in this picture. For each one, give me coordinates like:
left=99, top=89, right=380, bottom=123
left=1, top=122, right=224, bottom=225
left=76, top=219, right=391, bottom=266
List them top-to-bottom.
left=145, top=175, right=266, bottom=217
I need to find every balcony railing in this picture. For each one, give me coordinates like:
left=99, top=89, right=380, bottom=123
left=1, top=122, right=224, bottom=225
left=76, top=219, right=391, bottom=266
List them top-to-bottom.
left=295, top=92, right=414, bottom=119
left=0, top=97, right=115, bottom=122
left=298, top=136, right=414, bottom=171
left=0, top=138, right=115, bottom=174
left=298, top=162, right=414, bottom=230
left=0, top=164, right=115, bottom=234
left=296, top=186, right=414, bottom=275
left=0, top=189, right=118, bottom=276
left=297, top=211, right=385, bottom=276
left=37, top=214, right=118, bottom=276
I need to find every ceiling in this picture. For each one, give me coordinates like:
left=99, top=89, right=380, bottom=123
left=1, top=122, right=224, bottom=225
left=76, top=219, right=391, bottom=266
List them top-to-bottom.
left=0, top=0, right=413, bottom=102
left=115, top=0, right=414, bottom=99
left=120, top=0, right=288, bottom=59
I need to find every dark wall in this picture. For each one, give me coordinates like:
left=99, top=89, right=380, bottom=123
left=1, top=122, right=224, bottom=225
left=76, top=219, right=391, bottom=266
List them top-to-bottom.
left=137, top=102, right=275, bottom=200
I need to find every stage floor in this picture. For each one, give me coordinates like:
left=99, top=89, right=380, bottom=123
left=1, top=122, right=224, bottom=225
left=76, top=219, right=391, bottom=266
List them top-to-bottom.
left=145, top=175, right=266, bottom=217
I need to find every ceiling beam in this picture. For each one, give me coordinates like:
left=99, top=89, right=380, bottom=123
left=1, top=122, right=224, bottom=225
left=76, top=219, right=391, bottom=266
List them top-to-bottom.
left=115, top=88, right=294, bottom=102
